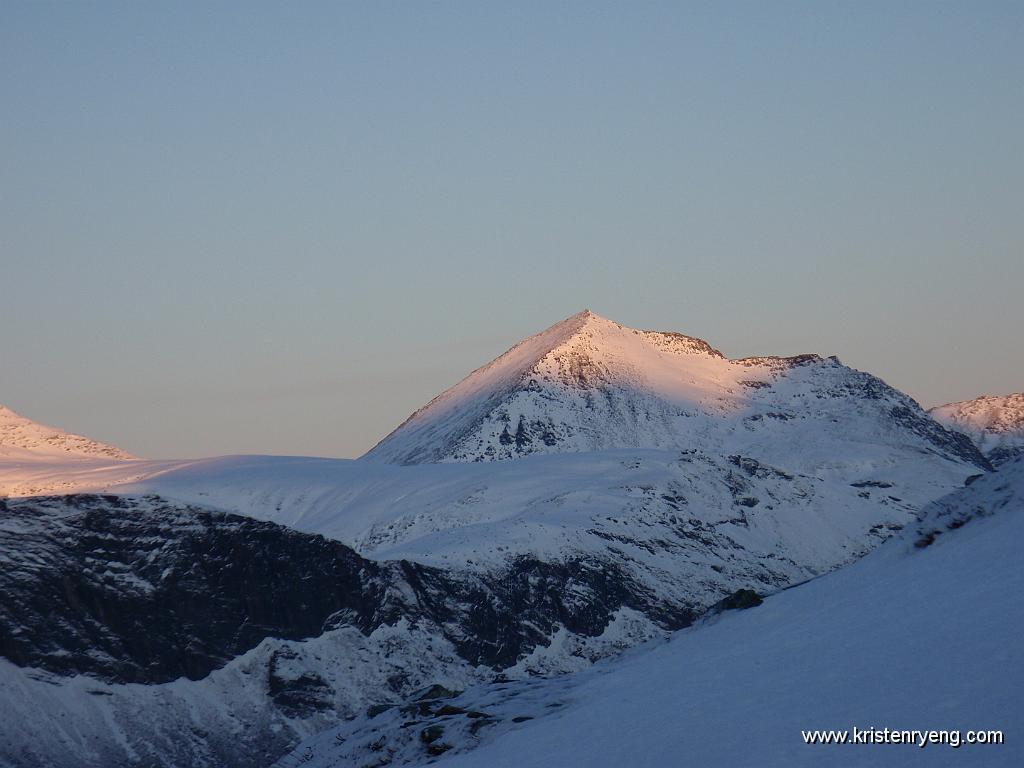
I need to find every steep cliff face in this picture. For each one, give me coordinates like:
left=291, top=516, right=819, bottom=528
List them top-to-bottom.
left=930, top=393, right=1024, bottom=466
left=0, top=494, right=700, bottom=683
left=0, top=494, right=394, bottom=684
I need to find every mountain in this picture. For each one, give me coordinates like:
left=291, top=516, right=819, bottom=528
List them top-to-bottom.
left=121, top=302, right=988, bottom=630
left=364, top=310, right=986, bottom=468
left=0, top=313, right=1001, bottom=768
left=929, top=393, right=1024, bottom=466
left=0, top=404, right=133, bottom=461
left=281, top=457, right=1024, bottom=768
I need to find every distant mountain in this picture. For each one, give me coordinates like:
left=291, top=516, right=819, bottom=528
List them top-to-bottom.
left=929, top=393, right=1024, bottom=466
left=0, top=404, right=133, bottom=460
left=0, top=404, right=153, bottom=496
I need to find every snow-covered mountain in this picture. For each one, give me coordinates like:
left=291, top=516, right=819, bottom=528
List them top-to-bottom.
left=364, top=310, right=985, bottom=468
left=0, top=312, right=1005, bottom=768
left=929, top=393, right=1024, bottom=466
left=0, top=404, right=133, bottom=461
left=0, top=404, right=174, bottom=497
left=280, top=457, right=1024, bottom=768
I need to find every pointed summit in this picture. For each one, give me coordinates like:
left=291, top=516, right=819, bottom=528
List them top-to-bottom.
left=567, top=308, right=610, bottom=327
left=361, top=310, right=727, bottom=464
left=362, top=312, right=986, bottom=468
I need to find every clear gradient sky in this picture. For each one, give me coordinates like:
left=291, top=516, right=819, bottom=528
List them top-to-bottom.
left=2, top=2, right=1022, bottom=459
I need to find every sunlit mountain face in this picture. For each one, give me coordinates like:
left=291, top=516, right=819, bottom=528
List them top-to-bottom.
left=930, top=393, right=1024, bottom=466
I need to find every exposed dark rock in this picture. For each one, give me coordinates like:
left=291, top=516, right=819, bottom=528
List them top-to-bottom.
left=888, top=406, right=992, bottom=471
left=514, top=416, right=531, bottom=451
left=988, top=445, right=1024, bottom=467
left=728, top=455, right=794, bottom=481
left=850, top=480, right=894, bottom=489
left=0, top=494, right=392, bottom=683
left=0, top=495, right=697, bottom=685
left=402, top=554, right=697, bottom=669
left=709, top=588, right=763, bottom=612
left=268, top=648, right=334, bottom=716
left=414, top=684, right=461, bottom=702
left=434, top=704, right=467, bottom=716
left=469, top=717, right=497, bottom=735
left=419, top=725, right=444, bottom=744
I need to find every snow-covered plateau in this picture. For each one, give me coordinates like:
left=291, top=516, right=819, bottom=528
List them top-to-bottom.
left=0, top=311, right=1017, bottom=767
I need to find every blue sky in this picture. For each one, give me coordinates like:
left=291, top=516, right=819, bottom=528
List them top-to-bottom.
left=2, top=1, right=1021, bottom=458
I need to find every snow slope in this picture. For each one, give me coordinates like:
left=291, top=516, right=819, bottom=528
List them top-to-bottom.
left=930, top=393, right=1024, bottom=466
left=0, top=454, right=189, bottom=497
left=283, top=458, right=1024, bottom=768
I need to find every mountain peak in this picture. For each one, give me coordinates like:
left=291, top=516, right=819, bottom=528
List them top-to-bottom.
left=532, top=308, right=617, bottom=340
left=567, top=308, right=613, bottom=325
left=361, top=311, right=736, bottom=464
left=362, top=313, right=985, bottom=467
left=0, top=404, right=135, bottom=461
